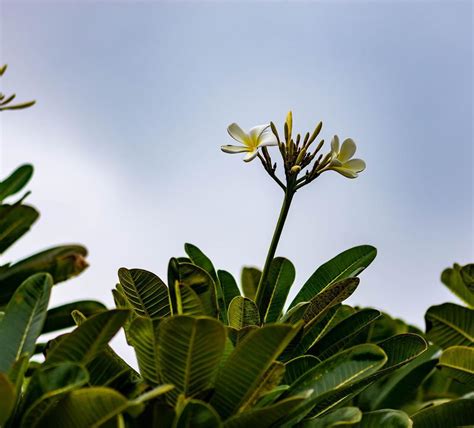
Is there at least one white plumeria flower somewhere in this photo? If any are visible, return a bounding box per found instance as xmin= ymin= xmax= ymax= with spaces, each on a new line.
xmin=221 ymin=123 xmax=278 ymax=162
xmin=321 ymin=135 xmax=366 ymax=178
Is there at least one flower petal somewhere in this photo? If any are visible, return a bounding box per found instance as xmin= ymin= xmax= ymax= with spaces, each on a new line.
xmin=330 ymin=135 xmax=340 ymax=155
xmin=221 ymin=145 xmax=250 ymax=154
xmin=257 ymin=129 xmax=278 ymax=147
xmin=338 ymin=138 xmax=356 ymax=162
xmin=249 ymin=124 xmax=270 ymax=142
xmin=227 ymin=123 xmax=249 ymax=145
xmin=331 ymin=166 xmax=359 ymax=178
xmin=243 ymin=149 xmax=259 ymax=162
xmin=343 ymin=158 xmax=366 ymax=172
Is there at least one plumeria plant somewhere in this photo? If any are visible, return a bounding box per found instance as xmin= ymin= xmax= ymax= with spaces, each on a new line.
xmin=222 ymin=112 xmax=366 ymax=317
xmin=0 ymin=68 xmax=472 ymax=427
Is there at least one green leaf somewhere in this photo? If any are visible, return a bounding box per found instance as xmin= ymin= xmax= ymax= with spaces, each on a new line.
xmin=279 ymin=344 xmax=388 ymax=426
xmin=0 ymin=245 xmax=88 ymax=305
xmin=0 ymin=273 xmax=52 ymax=373
xmin=441 ymin=263 xmax=474 ymax=307
xmin=438 ymin=346 xmax=474 ymax=387
xmin=241 ymin=267 xmax=261 ymax=300
xmin=0 ymin=204 xmax=39 ymax=255
xmin=0 ymin=164 xmax=33 ymax=202
xmin=283 ymin=355 xmax=320 ymax=386
xmin=0 ymin=372 xmax=16 ymax=426
xmin=41 ymin=301 xmax=106 ymax=334
xmin=411 ymin=399 xmax=474 ymax=427
xmin=211 ymin=323 xmax=300 ymax=419
xmin=128 ymin=316 xmax=161 ymax=386
xmin=291 ymin=278 xmax=359 ymax=356
xmin=357 ymin=352 xmax=438 ymax=411
xmin=262 ymin=257 xmax=295 ymax=323
xmin=36 ymin=386 xmax=130 ymax=428
xmin=185 ymin=243 xmax=227 ymax=323
xmin=425 ymin=303 xmax=474 ymax=349
xmin=217 ymin=270 xmax=241 ymax=312
xmin=307 ymin=334 xmax=428 ymax=418
xmin=299 ymin=407 xmax=362 ymax=428
xmin=168 ymin=260 xmax=218 ymax=318
xmin=228 ymin=296 xmax=260 ymax=329
xmin=44 ymin=309 xmax=129 ymax=366
xmin=302 ymin=278 xmax=360 ymax=327
xmin=309 ymin=309 xmax=381 ymax=359
xmin=223 ymin=396 xmax=308 ymax=428
xmin=157 ymin=315 xmax=226 ymax=403
xmin=118 ymin=268 xmax=171 ymax=319
xmin=353 ymin=410 xmax=412 ymax=427
xmin=461 ymin=264 xmax=474 ymax=292
xmin=19 ymin=362 xmax=89 ymax=427
xmin=175 ymin=399 xmax=222 ymax=428
xmin=289 ymin=245 xmax=376 ymax=310
xmin=176 ymin=283 xmax=206 ymax=316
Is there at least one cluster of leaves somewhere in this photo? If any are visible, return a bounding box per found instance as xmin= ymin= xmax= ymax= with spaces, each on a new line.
xmin=1 ymin=225 xmax=472 ymax=426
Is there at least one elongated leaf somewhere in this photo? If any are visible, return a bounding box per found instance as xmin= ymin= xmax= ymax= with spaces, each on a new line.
xmin=37 ymin=386 xmax=129 ymax=428
xmin=290 ymin=245 xmax=376 ymax=309
xmin=211 ymin=323 xmax=300 ymax=419
xmin=19 ymin=362 xmax=89 ymax=427
xmin=0 ymin=372 xmax=15 ymax=426
xmin=441 ymin=263 xmax=474 ymax=307
xmin=168 ymin=260 xmax=218 ymax=318
xmin=224 ymin=396 xmax=307 ymax=428
xmin=118 ymin=268 xmax=170 ymax=319
xmin=41 ymin=301 xmax=106 ymax=334
xmin=309 ymin=309 xmax=381 ymax=359
xmin=262 ymin=257 xmax=295 ymax=323
xmin=425 ymin=303 xmax=474 ymax=349
xmin=0 ymin=273 xmax=52 ymax=373
xmin=283 ymin=355 xmax=320 ymax=386
xmin=300 ymin=407 xmax=362 ymax=428
xmin=0 ymin=164 xmax=33 ymax=202
xmin=45 ymin=309 xmax=129 ymax=366
xmin=0 ymin=204 xmax=38 ymax=255
xmin=308 ymin=334 xmax=428 ymax=418
xmin=353 ymin=409 xmax=412 ymax=427
xmin=241 ymin=267 xmax=261 ymax=300
xmin=228 ymin=296 xmax=260 ymax=329
xmin=239 ymin=362 xmax=285 ymax=412
xmin=176 ymin=283 xmax=206 ymax=316
xmin=185 ymin=244 xmax=226 ymax=323
xmin=128 ymin=316 xmax=161 ymax=385
xmin=279 ymin=344 xmax=387 ymax=426
xmin=358 ymin=356 xmax=437 ymax=411
xmin=411 ymin=398 xmax=474 ymax=427
xmin=438 ymin=346 xmax=474 ymax=387
xmin=0 ymin=245 xmax=88 ymax=305
xmin=158 ymin=315 xmax=226 ymax=403
xmin=217 ymin=270 xmax=241 ymax=311
xmin=70 ymin=311 xmax=143 ymax=396
xmin=175 ymin=399 xmax=222 ymax=428
xmin=302 ymin=278 xmax=359 ymax=328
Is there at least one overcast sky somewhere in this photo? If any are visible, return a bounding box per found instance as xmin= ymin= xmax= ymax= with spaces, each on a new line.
xmin=1 ymin=0 xmax=472 ymax=365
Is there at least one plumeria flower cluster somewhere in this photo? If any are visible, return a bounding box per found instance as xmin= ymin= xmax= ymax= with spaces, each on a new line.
xmin=221 ymin=111 xmax=366 ymax=192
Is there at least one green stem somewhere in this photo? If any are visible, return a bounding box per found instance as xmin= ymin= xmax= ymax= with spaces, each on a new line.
xmin=255 ymin=188 xmax=295 ymax=314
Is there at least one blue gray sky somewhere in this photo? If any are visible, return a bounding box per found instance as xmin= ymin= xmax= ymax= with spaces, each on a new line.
xmin=1 ymin=0 xmax=472 ymax=364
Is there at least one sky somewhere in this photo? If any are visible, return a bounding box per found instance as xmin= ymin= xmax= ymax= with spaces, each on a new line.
xmin=0 ymin=0 xmax=472 ymax=366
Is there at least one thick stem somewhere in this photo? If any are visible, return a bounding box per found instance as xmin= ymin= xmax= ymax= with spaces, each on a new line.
xmin=255 ymin=188 xmax=295 ymax=314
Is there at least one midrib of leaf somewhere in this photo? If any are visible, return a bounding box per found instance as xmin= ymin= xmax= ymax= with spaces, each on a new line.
xmin=184 ymin=323 xmax=198 ymax=394
xmin=264 ymin=265 xmax=285 ymax=321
